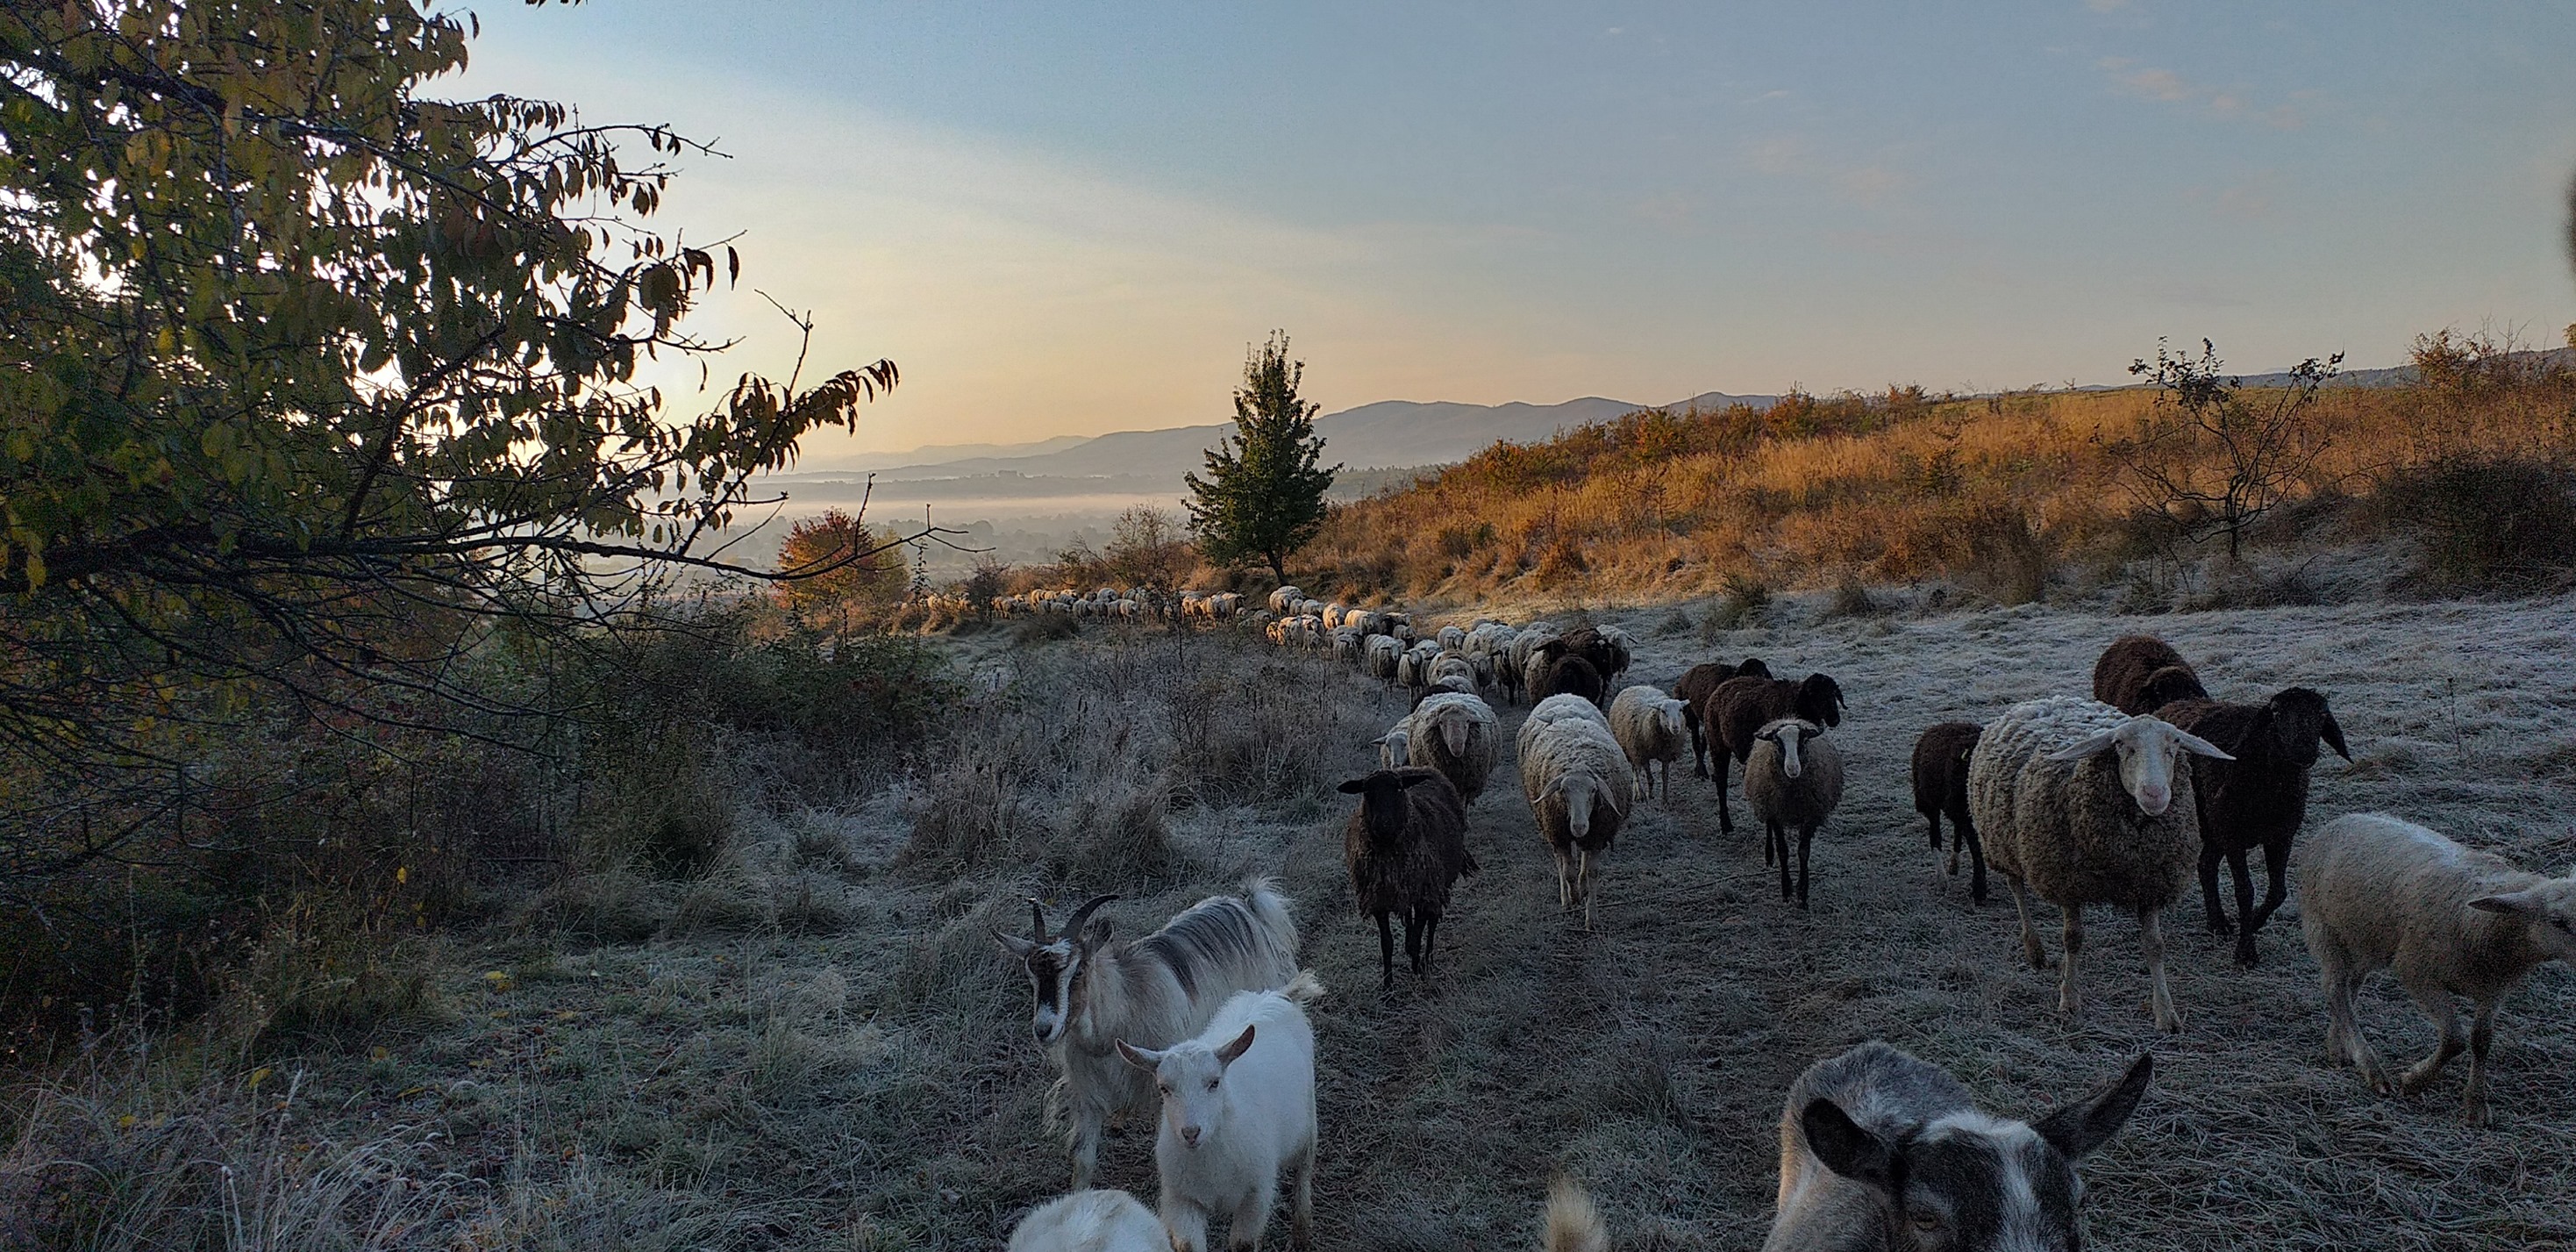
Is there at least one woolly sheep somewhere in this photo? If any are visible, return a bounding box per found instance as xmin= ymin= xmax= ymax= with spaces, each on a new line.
xmin=1117 ymin=974 xmax=1324 ymax=1252
xmin=1910 ymin=721 xmax=1987 ymax=904
xmin=1428 ymin=650 xmax=1478 ymax=694
xmin=1374 ymin=713 xmax=1415 ymax=770
xmin=2090 ymin=634 xmax=2209 ymax=715
xmin=997 ymin=884 xmax=1301 ymax=1188
xmin=1744 ymin=718 xmax=1846 ymax=908
xmin=1561 ymin=625 xmax=1634 ymax=684
xmin=1967 ymin=697 xmax=2232 ymax=1032
xmin=1339 ymin=768 xmax=1478 ymax=988
xmin=1409 ymin=691 xmax=1501 ymax=805
xmin=1673 ymin=657 xmax=1771 ymax=779
xmin=2159 ymin=689 xmax=2351 ymax=966
xmin=1521 ymin=715 xmax=1633 ymax=931
xmin=1764 ymin=1041 xmax=2153 ymax=1252
xmin=1364 ymin=633 xmax=1402 ymax=684
xmin=1531 ymin=647 xmax=1604 ymax=707
xmin=1437 ymin=625 xmax=1467 ymax=651
xmin=1008 ymin=1190 xmax=1165 ymax=1252
xmin=1518 ymin=692 xmax=1610 ymax=762
xmin=1707 ymin=672 xmax=1846 ymax=837
xmin=1608 ymin=684 xmax=1691 ymax=802
xmin=2295 ymin=812 xmax=2576 ymax=1126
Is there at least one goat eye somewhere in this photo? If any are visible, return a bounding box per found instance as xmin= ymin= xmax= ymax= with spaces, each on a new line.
xmin=1206 ymin=1078 xmax=1221 ymax=1091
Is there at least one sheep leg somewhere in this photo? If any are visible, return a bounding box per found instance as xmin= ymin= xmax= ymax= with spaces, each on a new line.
xmin=2005 ymin=875 xmax=2051 ymax=969
xmin=1770 ymin=819 xmax=1791 ymax=898
xmin=2141 ymin=905 xmax=2182 ymax=1033
xmin=1163 ymin=1194 xmax=1210 ymax=1252
xmin=1928 ymin=811 xmax=1945 ymax=853
xmin=2463 ymin=999 xmax=2499 ymax=1127
xmin=1963 ymin=822 xmax=1987 ymax=905
xmin=2199 ymin=843 xmax=2234 ymax=936
xmin=2396 ymin=973 xmax=2466 ymax=1097
xmin=1402 ymin=912 xmax=1424 ymax=976
xmin=1688 ymin=713 xmax=1709 ymax=777
xmin=1578 ymin=848 xmax=1597 ymax=933
xmin=1420 ymin=912 xmax=1441 ymax=976
xmin=1229 ymin=1173 xmax=1279 ymax=1250
xmin=2249 ymin=839 xmax=2293 ymax=934
xmin=2317 ymin=943 xmax=2394 ymax=1093
xmin=2227 ymin=850 xmax=2260 ymax=967
xmin=1716 ymin=752 xmax=1735 ymax=834
xmin=1552 ymin=846 xmax=1573 ymax=912
xmin=2057 ymin=903 xmax=2086 ymax=1017
xmin=1795 ymin=823 xmax=1815 ymax=909
xmin=1375 ymin=912 xmax=1396 ymax=991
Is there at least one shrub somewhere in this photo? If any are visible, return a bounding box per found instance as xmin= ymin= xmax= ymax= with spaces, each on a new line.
xmin=2378 ymin=455 xmax=2576 ymax=593
xmin=1702 ymin=573 xmax=1772 ymax=637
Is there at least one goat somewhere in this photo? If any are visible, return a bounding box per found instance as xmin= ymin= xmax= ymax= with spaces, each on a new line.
xmin=996 ymin=884 xmax=1299 ymax=1188
xmin=1118 ymin=973 xmax=1325 ymax=1252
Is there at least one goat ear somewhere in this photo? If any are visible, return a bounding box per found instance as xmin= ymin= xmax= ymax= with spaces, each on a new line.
xmin=993 ymin=931 xmax=1037 ymax=958
xmin=1337 ymin=778 xmax=1370 ymax=794
xmin=2469 ymin=890 xmax=2543 ymax=919
xmin=1801 ymin=1098 xmax=1895 ymax=1188
xmin=2169 ymin=727 xmax=2234 ymax=761
xmin=2320 ymin=712 xmax=2351 ymax=761
xmin=1115 ymin=1040 xmax=1160 ymax=1072
xmin=2044 ymin=729 xmax=2119 ymax=762
xmin=2036 ymin=1052 xmax=2154 ymax=1161
xmin=1213 ymin=1024 xmax=1257 ymax=1066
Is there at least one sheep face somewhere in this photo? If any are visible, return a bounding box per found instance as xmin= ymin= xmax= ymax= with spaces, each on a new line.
xmin=2469 ymin=881 xmax=2576 ymax=964
xmin=1758 ymin=719 xmax=1820 ymax=780
xmin=1538 ymin=770 xmax=1618 ymax=842
xmin=1654 ymin=698 xmax=1688 ymax=742
xmin=1795 ymin=673 xmax=1846 ymax=727
xmin=994 ymin=895 xmax=1117 ymax=1048
xmin=1339 ymin=770 xmax=1438 ymax=846
xmin=1117 ymin=1024 xmax=1256 ymax=1150
xmin=2043 ymin=716 xmax=2231 ymax=817
xmin=1800 ymin=1054 xmax=2152 ymax=1252
xmin=2266 ymin=687 xmax=2351 ymax=765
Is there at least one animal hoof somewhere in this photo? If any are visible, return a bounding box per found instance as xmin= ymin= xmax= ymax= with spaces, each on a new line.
xmin=2234 ymin=946 xmax=2259 ymax=969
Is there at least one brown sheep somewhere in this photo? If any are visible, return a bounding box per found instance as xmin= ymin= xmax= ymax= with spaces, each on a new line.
xmin=1673 ymin=657 xmax=1771 ymax=779
xmin=2158 ymin=688 xmax=2351 ymax=967
xmin=1531 ymin=647 xmax=1605 ymax=707
xmin=2091 ymin=635 xmax=2210 ymax=714
xmin=1910 ymin=720 xmax=1987 ymax=903
xmin=1706 ymin=672 xmax=1846 ymax=836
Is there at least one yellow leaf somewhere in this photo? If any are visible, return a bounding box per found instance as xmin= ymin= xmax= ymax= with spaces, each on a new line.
xmin=394 ymin=865 xmax=408 ymax=884
xmin=117 ymin=1113 xmax=137 ymax=1129
xmin=247 ymin=1066 xmax=272 ymax=1091
xmin=369 ymin=1046 xmax=389 ymax=1062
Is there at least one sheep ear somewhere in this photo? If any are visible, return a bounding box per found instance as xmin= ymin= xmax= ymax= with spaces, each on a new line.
xmin=2320 ymin=712 xmax=2351 ymax=761
xmin=1535 ymin=777 xmax=1566 ymax=805
xmin=1213 ymin=1024 xmax=1257 ymax=1066
xmin=1115 ymin=1040 xmax=1161 ymax=1071
xmin=2469 ymin=891 xmax=2543 ymax=919
xmin=994 ymin=931 xmax=1037 ymax=958
xmin=2035 ymin=1052 xmax=2154 ymax=1161
xmin=1337 ymin=778 xmax=1370 ymax=795
xmin=2044 ymin=729 xmax=2118 ymax=762
xmin=2170 ymin=727 xmax=2234 ymax=761
xmin=1802 ymin=1098 xmax=1894 ymax=1189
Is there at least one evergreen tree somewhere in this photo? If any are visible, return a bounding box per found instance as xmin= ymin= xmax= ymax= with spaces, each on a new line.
xmin=1185 ymin=333 xmax=1340 ymax=584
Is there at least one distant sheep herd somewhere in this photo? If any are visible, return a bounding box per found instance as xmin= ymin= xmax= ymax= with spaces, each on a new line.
xmin=992 ymin=597 xmax=2576 ymax=1251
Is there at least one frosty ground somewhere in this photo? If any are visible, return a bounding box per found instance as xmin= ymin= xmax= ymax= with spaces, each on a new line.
xmin=50 ymin=588 xmax=2576 ymax=1251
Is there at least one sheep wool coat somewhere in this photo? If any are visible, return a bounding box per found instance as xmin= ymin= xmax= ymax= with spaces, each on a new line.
xmin=1969 ymin=697 xmax=2201 ymax=912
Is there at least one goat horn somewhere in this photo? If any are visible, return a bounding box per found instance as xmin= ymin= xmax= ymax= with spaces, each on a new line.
xmin=1025 ymin=898 xmax=1051 ymax=942
xmin=1064 ymin=893 xmax=1120 ymax=936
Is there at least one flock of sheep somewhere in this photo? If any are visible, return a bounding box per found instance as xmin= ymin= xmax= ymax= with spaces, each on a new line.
xmin=988 ymin=601 xmax=2576 ymax=1251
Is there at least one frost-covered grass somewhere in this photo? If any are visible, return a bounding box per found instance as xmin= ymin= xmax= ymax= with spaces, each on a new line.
xmin=8 ymin=596 xmax=2573 ymax=1250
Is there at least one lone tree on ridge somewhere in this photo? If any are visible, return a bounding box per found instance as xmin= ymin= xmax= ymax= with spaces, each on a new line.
xmin=1185 ymin=332 xmax=1341 ymax=585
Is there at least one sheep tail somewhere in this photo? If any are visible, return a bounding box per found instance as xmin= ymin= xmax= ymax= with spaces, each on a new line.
xmin=1545 ymin=1177 xmax=1609 ymax=1252
xmin=1280 ymin=969 xmax=1327 ymax=1005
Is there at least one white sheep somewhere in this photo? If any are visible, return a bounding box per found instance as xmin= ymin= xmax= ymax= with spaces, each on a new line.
xmin=1363 ymin=634 xmax=1402 ymax=685
xmin=1966 ymin=697 xmax=2232 ymax=1033
xmin=1374 ymin=712 xmax=1416 ymax=770
xmin=1521 ymin=714 xmax=1633 ymax=931
xmin=1409 ymin=691 xmax=1500 ymax=805
xmin=1744 ymin=718 xmax=1846 ymax=909
xmin=1117 ymin=972 xmax=1324 ymax=1252
xmin=1267 ymin=586 xmax=1303 ymax=616
xmin=1607 ymin=685 xmax=1691 ymax=802
xmin=1437 ymin=625 xmax=1467 ymax=651
xmin=2295 ymin=812 xmax=2576 ymax=1126
xmin=1008 ymin=1190 xmax=1166 ymax=1252
xmin=1428 ymin=650 xmax=1477 ymax=694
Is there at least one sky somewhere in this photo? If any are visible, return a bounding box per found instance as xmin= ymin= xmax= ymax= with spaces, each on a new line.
xmin=451 ymin=2 xmax=2576 ymax=464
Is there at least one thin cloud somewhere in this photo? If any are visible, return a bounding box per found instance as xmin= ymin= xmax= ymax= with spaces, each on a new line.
xmin=2098 ymin=58 xmax=2308 ymax=129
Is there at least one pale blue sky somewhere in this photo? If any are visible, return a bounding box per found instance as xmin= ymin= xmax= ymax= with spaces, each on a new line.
xmin=454 ymin=2 xmax=2576 ymax=462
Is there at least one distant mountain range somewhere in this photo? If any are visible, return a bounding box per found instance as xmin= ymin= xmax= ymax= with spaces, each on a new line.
xmin=779 ymin=390 xmax=1779 ymax=488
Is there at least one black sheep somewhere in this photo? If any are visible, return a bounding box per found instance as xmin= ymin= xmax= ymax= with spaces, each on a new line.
xmin=2157 ymin=689 xmax=2351 ymax=966
xmin=1909 ymin=721 xmax=1987 ymax=903
xmin=1673 ymin=657 xmax=1771 ymax=779
xmin=1339 ymin=768 xmax=1477 ymax=990
xmin=2091 ymin=635 xmax=2209 ymax=715
xmin=1531 ymin=647 xmax=1605 ymax=707
xmin=1705 ymin=672 xmax=1846 ymax=836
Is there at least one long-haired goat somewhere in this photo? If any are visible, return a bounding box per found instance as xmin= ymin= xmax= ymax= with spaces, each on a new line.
xmin=995 ymin=884 xmax=1300 ymax=1189
xmin=1707 ymin=671 xmax=1846 ymax=836
xmin=1007 ymin=1190 xmax=1165 ymax=1252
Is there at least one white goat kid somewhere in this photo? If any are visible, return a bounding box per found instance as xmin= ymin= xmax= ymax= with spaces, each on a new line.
xmin=1117 ymin=975 xmax=1324 ymax=1252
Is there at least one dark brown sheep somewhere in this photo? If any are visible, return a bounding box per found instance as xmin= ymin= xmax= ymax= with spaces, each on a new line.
xmin=1909 ymin=721 xmax=1987 ymax=903
xmin=1339 ymin=768 xmax=1477 ymax=990
xmin=1673 ymin=657 xmax=1771 ymax=779
xmin=1561 ymin=626 xmax=1632 ymax=684
xmin=2091 ymin=635 xmax=2209 ymax=714
xmin=2157 ymin=689 xmax=2351 ymax=966
xmin=1706 ymin=672 xmax=1846 ymax=836
xmin=1532 ymin=648 xmax=1605 ymax=707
